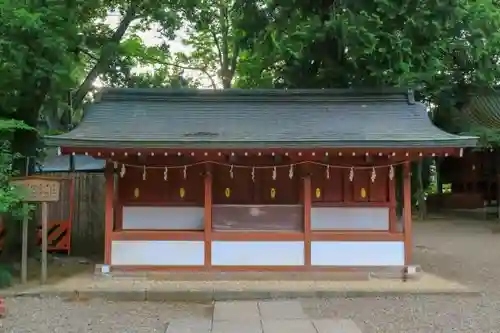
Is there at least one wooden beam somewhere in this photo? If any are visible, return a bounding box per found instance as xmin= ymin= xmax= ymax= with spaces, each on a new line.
xmin=310 ymin=231 xmax=404 ymax=241
xmin=104 ymin=162 xmax=114 ymax=265
xmin=61 ymin=147 xmax=461 ymax=160
xmin=212 ymin=232 xmax=304 ymax=241
xmin=403 ymin=161 xmax=412 ymax=265
xmin=111 ymin=230 xmax=204 ymax=241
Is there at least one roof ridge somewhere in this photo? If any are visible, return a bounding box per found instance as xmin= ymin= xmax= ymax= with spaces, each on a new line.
xmin=95 ymin=87 xmax=417 ymax=104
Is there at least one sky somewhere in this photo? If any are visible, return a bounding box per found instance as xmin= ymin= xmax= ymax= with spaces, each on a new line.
xmin=99 ymin=15 xmax=207 ymax=87
xmin=105 ymin=14 xmax=190 ymax=53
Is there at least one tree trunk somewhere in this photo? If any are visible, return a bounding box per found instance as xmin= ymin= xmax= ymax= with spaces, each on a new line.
xmin=218 ymin=3 xmax=236 ymax=89
xmin=65 ymin=4 xmax=138 ymax=117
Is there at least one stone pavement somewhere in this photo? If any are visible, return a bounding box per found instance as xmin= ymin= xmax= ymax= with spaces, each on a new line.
xmin=166 ymin=300 xmax=362 ymax=333
xmin=3 ymin=271 xmax=477 ymax=301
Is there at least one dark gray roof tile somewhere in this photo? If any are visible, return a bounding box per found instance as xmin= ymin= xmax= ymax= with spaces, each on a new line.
xmin=45 ymin=88 xmax=477 ymax=149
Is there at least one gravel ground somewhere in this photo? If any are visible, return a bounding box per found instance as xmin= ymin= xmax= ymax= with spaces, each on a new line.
xmin=302 ymin=219 xmax=500 ymax=332
xmin=1 ymin=218 xmax=500 ymax=333
xmin=1 ymin=300 xmax=214 ymax=333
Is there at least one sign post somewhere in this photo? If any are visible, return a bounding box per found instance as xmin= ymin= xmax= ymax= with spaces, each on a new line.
xmin=21 ymin=206 xmax=28 ymax=284
xmin=11 ymin=177 xmax=60 ymax=284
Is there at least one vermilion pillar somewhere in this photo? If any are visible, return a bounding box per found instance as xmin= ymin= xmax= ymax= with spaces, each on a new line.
xmin=403 ymin=161 xmax=412 ymax=265
xmin=204 ymin=168 xmax=213 ymax=268
xmin=303 ymin=175 xmax=312 ymax=266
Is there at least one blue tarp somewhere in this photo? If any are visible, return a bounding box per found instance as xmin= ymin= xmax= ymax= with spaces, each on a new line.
xmin=37 ymin=155 xmax=105 ymax=173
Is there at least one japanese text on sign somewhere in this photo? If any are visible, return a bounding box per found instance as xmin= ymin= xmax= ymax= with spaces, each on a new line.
xmin=11 ymin=178 xmax=60 ymax=202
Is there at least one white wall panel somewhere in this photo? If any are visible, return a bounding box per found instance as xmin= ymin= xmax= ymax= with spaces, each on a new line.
xmin=311 ymin=241 xmax=404 ymax=266
xmin=212 ymin=241 xmax=304 ymax=266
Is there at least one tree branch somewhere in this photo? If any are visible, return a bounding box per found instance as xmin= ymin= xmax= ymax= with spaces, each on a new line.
xmin=77 ymin=46 xmax=99 ymax=61
xmin=210 ymin=30 xmax=224 ymax=68
xmin=70 ymin=3 xmax=139 ymax=111
xmin=142 ymin=56 xmax=218 ymax=89
xmin=219 ymin=3 xmax=231 ymax=88
xmin=228 ymin=42 xmax=240 ymax=80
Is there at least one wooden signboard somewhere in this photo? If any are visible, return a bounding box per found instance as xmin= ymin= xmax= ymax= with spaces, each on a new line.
xmin=11 ymin=177 xmax=60 ymax=202
xmin=11 ymin=177 xmax=61 ymax=284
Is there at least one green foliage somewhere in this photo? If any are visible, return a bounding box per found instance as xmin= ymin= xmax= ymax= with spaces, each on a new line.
xmin=0 ymin=119 xmax=34 ymax=218
xmin=235 ymin=0 xmax=500 ymax=94
xmin=100 ymin=36 xmax=197 ymax=88
xmin=0 ymin=0 xmax=82 ymax=113
xmin=0 ymin=143 xmax=22 ymax=214
xmin=466 ymin=126 xmax=500 ymax=149
xmin=177 ymin=0 xmax=268 ymax=88
xmin=0 ymin=265 xmax=13 ymax=289
xmin=0 ymin=0 xmax=193 ymax=133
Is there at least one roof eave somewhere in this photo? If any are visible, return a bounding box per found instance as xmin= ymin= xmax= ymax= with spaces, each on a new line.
xmin=44 ymin=136 xmax=478 ymax=150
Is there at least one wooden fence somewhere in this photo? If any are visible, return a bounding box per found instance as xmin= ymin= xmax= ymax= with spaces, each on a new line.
xmin=43 ymin=172 xmax=105 ymax=257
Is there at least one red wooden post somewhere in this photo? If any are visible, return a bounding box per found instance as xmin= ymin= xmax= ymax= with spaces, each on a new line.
xmin=403 ymin=161 xmax=412 ymax=265
xmin=303 ymin=175 xmax=312 ymax=267
xmin=204 ymin=166 xmax=213 ymax=268
xmin=0 ymin=297 xmax=6 ymax=317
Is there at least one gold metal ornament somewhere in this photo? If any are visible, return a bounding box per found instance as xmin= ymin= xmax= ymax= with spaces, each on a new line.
xmin=360 ymin=188 xmax=367 ymax=199
xmin=179 ymin=187 xmax=186 ymax=198
xmin=133 ymin=188 xmax=140 ymax=198
xmin=315 ymin=188 xmax=321 ymax=199
xmin=270 ymin=187 xmax=276 ymax=199
xmin=225 ymin=187 xmax=231 ymax=198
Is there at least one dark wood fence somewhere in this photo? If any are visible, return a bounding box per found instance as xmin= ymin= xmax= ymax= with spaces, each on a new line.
xmin=43 ymin=172 xmax=105 ymax=257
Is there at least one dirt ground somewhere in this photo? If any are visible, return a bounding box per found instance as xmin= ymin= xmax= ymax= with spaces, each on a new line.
xmin=7 ymin=255 xmax=94 ymax=290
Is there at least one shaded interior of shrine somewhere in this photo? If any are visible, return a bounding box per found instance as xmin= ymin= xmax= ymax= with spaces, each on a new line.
xmin=115 ymin=154 xmax=396 ymax=235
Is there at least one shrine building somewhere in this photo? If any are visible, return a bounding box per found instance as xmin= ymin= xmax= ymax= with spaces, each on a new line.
xmin=45 ymin=88 xmax=477 ymax=271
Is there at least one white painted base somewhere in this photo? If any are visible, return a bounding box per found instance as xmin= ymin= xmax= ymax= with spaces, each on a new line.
xmin=311 ymin=241 xmax=405 ymax=266
xmin=110 ymin=240 xmax=405 ymax=267
xmin=212 ymin=241 xmax=304 ymax=266
xmin=111 ymin=240 xmax=205 ymax=266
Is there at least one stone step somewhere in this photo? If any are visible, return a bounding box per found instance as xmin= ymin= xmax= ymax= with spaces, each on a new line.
xmin=98 ymin=270 xmax=371 ymax=281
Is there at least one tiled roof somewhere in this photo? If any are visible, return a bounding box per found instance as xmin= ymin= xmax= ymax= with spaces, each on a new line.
xmin=462 ymin=93 xmax=500 ymax=129
xmin=36 ymin=155 xmax=105 ymax=172
xmin=45 ymin=88 xmax=477 ymax=149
